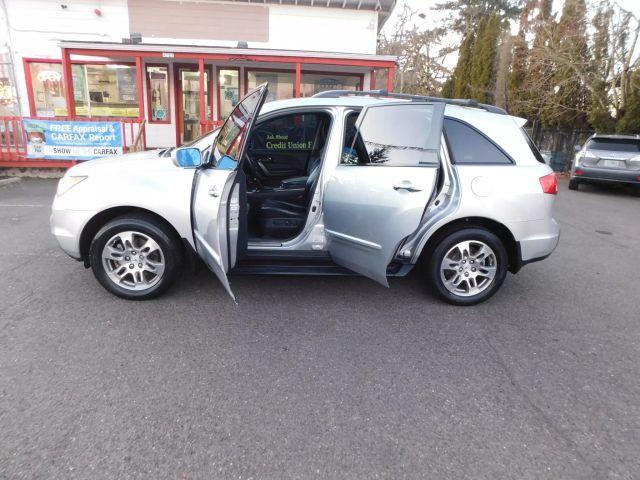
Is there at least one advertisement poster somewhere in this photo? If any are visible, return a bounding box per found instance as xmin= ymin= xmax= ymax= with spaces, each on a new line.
xmin=23 ymin=119 xmax=123 ymax=160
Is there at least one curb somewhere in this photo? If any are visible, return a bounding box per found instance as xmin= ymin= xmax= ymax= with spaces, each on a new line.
xmin=0 ymin=177 xmax=21 ymax=188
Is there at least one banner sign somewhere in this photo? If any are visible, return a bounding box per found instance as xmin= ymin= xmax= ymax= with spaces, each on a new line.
xmin=23 ymin=119 xmax=123 ymax=160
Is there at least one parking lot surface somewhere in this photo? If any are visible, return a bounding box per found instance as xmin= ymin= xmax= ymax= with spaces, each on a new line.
xmin=1 ymin=178 xmax=639 ymax=479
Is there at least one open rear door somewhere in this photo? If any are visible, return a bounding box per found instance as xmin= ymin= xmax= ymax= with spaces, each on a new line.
xmin=191 ymin=84 xmax=268 ymax=301
xmin=323 ymin=102 xmax=445 ymax=286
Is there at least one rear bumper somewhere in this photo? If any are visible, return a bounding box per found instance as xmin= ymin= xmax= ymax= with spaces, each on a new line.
xmin=572 ymin=166 xmax=640 ymax=184
xmin=508 ymin=217 xmax=560 ymax=273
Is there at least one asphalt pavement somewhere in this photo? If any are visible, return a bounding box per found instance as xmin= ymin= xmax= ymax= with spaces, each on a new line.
xmin=1 ymin=178 xmax=639 ymax=479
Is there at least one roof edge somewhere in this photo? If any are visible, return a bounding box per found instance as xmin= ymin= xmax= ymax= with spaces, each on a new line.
xmin=58 ymin=41 xmax=397 ymax=64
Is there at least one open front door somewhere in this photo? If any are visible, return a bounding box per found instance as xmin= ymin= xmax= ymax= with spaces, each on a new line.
xmin=191 ymin=84 xmax=268 ymax=301
xmin=323 ymin=102 xmax=445 ymax=287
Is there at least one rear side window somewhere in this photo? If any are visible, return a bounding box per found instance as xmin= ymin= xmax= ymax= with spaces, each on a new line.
xmin=586 ymin=138 xmax=640 ymax=152
xmin=443 ymin=118 xmax=513 ymax=165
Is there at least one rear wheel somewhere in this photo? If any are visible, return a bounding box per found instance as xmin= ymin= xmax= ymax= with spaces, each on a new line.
xmin=427 ymin=228 xmax=508 ymax=306
xmin=568 ymin=178 xmax=580 ymax=190
xmin=89 ymin=215 xmax=182 ymax=300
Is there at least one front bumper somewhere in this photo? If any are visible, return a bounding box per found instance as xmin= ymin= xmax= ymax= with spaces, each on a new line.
xmin=572 ymin=165 xmax=640 ymax=184
xmin=50 ymin=205 xmax=97 ymax=260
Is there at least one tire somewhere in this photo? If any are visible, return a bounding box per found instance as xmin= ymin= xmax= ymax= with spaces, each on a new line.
xmin=89 ymin=214 xmax=182 ymax=300
xmin=427 ymin=227 xmax=508 ymax=306
xmin=568 ymin=178 xmax=580 ymax=190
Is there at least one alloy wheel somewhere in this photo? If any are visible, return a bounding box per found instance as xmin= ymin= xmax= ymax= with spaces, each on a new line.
xmin=101 ymin=230 xmax=165 ymax=291
xmin=440 ymin=240 xmax=497 ymax=297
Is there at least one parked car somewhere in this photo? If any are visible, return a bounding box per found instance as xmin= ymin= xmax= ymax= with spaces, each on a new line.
xmin=50 ymin=85 xmax=559 ymax=306
xmin=570 ymin=134 xmax=640 ymax=190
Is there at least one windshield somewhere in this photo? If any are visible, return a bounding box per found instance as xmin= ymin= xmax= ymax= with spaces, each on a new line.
xmin=211 ymin=85 xmax=266 ymax=169
xmin=586 ymin=138 xmax=640 ymax=152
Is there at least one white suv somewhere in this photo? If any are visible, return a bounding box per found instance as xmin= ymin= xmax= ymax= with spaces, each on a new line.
xmin=51 ymin=86 xmax=559 ymax=305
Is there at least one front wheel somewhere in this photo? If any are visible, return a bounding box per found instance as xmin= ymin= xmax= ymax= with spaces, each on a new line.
xmin=89 ymin=215 xmax=182 ymax=300
xmin=427 ymin=228 xmax=508 ymax=306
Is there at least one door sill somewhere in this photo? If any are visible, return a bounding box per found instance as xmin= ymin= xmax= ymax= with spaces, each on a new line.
xmin=233 ymin=252 xmax=352 ymax=276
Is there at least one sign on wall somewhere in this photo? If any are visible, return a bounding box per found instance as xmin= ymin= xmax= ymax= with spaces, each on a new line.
xmin=23 ymin=119 xmax=123 ymax=160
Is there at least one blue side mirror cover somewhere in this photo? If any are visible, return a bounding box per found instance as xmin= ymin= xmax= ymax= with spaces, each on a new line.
xmin=176 ymin=147 xmax=202 ymax=168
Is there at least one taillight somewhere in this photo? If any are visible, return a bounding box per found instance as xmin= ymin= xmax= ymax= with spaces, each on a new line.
xmin=574 ymin=169 xmax=584 ymax=176
xmin=539 ymin=173 xmax=558 ymax=195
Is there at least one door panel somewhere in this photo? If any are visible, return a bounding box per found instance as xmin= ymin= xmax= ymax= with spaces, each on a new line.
xmin=192 ymin=168 xmax=237 ymax=300
xmin=324 ymin=166 xmax=438 ymax=286
xmin=191 ymin=84 xmax=268 ymax=300
xmin=323 ymin=102 xmax=445 ymax=286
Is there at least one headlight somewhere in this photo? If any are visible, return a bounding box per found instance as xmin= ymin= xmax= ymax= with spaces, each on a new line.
xmin=56 ymin=175 xmax=87 ymax=196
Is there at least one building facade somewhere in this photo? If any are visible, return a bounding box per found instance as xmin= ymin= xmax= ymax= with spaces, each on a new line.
xmin=0 ymin=0 xmax=397 ymax=160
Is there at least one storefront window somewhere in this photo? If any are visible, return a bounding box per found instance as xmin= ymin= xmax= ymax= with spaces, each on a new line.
xmin=78 ymin=64 xmax=139 ymax=118
xmin=218 ymin=69 xmax=239 ymax=120
xmin=28 ymin=62 xmax=67 ymax=117
xmin=0 ymin=52 xmax=19 ymax=116
xmin=29 ymin=61 xmax=140 ymax=118
xmin=146 ymin=66 xmax=169 ymax=122
xmin=246 ymin=70 xmax=294 ymax=102
xmin=301 ymin=73 xmax=361 ymax=97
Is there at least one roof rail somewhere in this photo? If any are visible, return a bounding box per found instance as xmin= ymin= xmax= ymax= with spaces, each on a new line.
xmin=312 ymin=89 xmax=508 ymax=115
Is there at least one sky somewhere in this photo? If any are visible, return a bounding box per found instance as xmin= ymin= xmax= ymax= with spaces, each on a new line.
xmin=383 ymin=0 xmax=640 ymax=35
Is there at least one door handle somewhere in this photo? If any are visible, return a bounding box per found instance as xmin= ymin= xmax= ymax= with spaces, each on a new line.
xmin=208 ymin=186 xmax=219 ymax=197
xmin=393 ymin=182 xmax=423 ymax=192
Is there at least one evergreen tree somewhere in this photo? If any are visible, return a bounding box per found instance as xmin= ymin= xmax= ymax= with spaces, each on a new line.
xmin=542 ymin=0 xmax=590 ymax=129
xmin=507 ymin=1 xmax=534 ymax=117
xmin=469 ymin=13 xmax=503 ymax=103
xmin=437 ymin=0 xmax=521 ymax=100
xmin=528 ymin=0 xmax=555 ymax=123
xmin=617 ymin=71 xmax=640 ymax=133
xmin=450 ymin=30 xmax=476 ymax=98
xmin=435 ymin=0 xmax=522 ymax=34
xmin=588 ymin=3 xmax=615 ymax=132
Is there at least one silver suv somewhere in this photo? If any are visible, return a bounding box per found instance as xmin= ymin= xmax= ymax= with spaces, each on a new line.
xmin=570 ymin=134 xmax=640 ymax=190
xmin=50 ymin=85 xmax=559 ymax=306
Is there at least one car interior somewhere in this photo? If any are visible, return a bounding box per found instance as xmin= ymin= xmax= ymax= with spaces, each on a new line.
xmin=241 ymin=110 xmax=333 ymax=241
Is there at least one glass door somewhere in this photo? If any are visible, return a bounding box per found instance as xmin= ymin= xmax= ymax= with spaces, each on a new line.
xmin=176 ymin=66 xmax=211 ymax=144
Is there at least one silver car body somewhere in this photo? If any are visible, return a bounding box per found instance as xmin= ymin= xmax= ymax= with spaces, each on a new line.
xmin=571 ymin=134 xmax=640 ymax=185
xmin=51 ymin=93 xmax=559 ymax=300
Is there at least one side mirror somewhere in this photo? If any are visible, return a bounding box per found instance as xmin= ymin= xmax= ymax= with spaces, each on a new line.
xmin=175 ymin=147 xmax=202 ymax=168
xmin=574 ymin=144 xmax=582 ymax=152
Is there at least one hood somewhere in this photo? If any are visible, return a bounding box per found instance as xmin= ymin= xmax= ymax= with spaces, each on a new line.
xmin=67 ymin=149 xmax=177 ymax=176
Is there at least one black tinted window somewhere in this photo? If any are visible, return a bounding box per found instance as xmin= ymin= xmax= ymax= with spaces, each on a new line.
xmin=250 ymin=113 xmax=322 ymax=151
xmin=444 ymin=118 xmax=512 ymax=165
xmin=586 ymin=138 xmax=640 ymax=152
xmin=342 ymin=104 xmax=442 ymax=166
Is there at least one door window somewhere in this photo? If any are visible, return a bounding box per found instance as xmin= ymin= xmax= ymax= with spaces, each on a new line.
xmin=249 ymin=113 xmax=323 ymax=152
xmin=212 ymin=86 xmax=266 ymax=170
xmin=342 ymin=104 xmax=443 ymax=166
